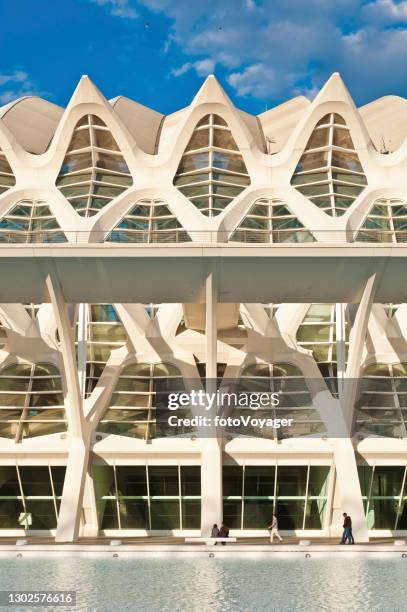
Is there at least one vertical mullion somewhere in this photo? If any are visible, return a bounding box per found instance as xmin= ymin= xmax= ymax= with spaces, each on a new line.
xmin=16 ymin=464 xmax=27 ymax=530
xmin=366 ymin=464 xmax=375 ymax=527
xmin=16 ymin=365 xmax=34 ymax=443
xmin=274 ymin=461 xmax=278 ymax=515
xmin=146 ymin=463 xmax=151 ymax=530
xmin=113 ymin=463 xmax=121 ymax=530
xmin=241 ymin=463 xmax=245 ymax=530
xmin=178 ymin=464 xmax=182 ymax=530
xmin=303 ymin=464 xmax=310 ymax=530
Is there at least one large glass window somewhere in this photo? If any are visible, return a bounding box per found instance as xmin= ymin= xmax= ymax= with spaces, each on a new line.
xmin=0 ymin=200 xmax=66 ymax=243
xmin=358 ymin=465 xmax=407 ymax=529
xmin=105 ymin=199 xmax=191 ymax=243
xmin=229 ymin=362 xmax=325 ymax=439
xmin=0 ymin=465 xmax=66 ymax=530
xmin=223 ymin=465 xmax=330 ymax=529
xmin=229 ymin=198 xmax=314 ymax=244
xmin=75 ymin=304 xmax=128 ymax=398
xmin=94 ymin=464 xmax=201 ymax=530
xmin=173 ymin=114 xmax=250 ymax=217
xmin=98 ymin=362 xmax=189 ymax=440
xmin=56 ymin=115 xmax=133 ymax=217
xmin=0 ymin=363 xmax=67 ymax=441
xmin=356 ymin=199 xmax=407 ymax=243
xmin=355 ymin=363 xmax=407 ymax=438
xmin=296 ymin=303 xmax=350 ymax=390
xmin=291 ymin=113 xmax=367 ymax=217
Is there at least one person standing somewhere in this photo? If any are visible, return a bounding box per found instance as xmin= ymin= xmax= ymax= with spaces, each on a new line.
xmin=340 ymin=512 xmax=355 ymax=544
xmin=219 ymin=522 xmax=229 ymax=545
xmin=268 ymin=514 xmax=283 ymax=543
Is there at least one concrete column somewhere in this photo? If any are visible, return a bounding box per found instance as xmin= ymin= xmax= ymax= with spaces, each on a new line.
xmin=200 ymin=269 xmax=223 ymax=535
xmin=46 ymin=273 xmax=90 ymax=542
xmin=332 ymin=438 xmax=369 ymax=542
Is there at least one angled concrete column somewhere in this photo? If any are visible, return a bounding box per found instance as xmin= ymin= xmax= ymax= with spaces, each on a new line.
xmin=331 ymin=439 xmax=369 ymax=542
xmin=343 ymin=272 xmax=378 ymax=429
xmin=46 ymin=273 xmax=90 ymax=542
xmin=200 ymin=269 xmax=223 ymax=535
xmin=331 ymin=273 xmax=379 ymax=544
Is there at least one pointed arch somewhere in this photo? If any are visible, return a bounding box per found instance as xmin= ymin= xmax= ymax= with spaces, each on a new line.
xmin=0 ymin=200 xmax=66 ymax=243
xmin=105 ymin=198 xmax=191 ymax=243
xmin=229 ymin=198 xmax=315 ymax=243
xmin=173 ymin=113 xmax=250 ymax=217
xmin=291 ymin=113 xmax=367 ymax=217
xmin=56 ymin=114 xmax=133 ymax=217
xmin=355 ymin=198 xmax=407 ymax=243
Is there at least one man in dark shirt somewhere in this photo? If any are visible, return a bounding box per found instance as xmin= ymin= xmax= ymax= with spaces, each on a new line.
xmin=219 ymin=522 xmax=229 ymax=545
xmin=340 ymin=512 xmax=355 ymax=544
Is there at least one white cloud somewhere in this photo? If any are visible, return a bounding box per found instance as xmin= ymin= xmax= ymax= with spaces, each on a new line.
xmin=108 ymin=0 xmax=407 ymax=103
xmin=362 ymin=0 xmax=407 ymax=23
xmin=172 ymin=58 xmax=216 ymax=78
xmin=0 ymin=71 xmax=41 ymax=106
xmin=92 ymin=0 xmax=138 ymax=19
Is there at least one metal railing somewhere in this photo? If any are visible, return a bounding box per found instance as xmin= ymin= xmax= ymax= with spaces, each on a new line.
xmin=0 ymin=230 xmax=405 ymax=245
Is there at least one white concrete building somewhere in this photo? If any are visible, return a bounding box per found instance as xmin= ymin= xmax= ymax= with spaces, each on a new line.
xmin=0 ymin=72 xmax=406 ymax=541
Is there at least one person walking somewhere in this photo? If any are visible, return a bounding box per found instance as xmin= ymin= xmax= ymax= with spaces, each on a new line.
xmin=268 ymin=514 xmax=283 ymax=543
xmin=340 ymin=512 xmax=355 ymax=544
xmin=219 ymin=522 xmax=229 ymax=545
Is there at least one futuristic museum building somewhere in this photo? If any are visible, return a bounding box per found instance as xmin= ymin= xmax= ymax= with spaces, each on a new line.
xmin=0 ymin=72 xmax=406 ymax=541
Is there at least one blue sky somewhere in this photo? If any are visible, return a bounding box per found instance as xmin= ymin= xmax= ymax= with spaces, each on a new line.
xmin=1 ymin=0 xmax=407 ymax=115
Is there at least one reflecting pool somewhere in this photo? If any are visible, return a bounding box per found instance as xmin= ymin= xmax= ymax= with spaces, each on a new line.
xmin=0 ymin=556 xmax=405 ymax=611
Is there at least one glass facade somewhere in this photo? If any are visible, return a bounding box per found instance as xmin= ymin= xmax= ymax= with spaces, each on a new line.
xmin=355 ymin=363 xmax=407 ymax=438
xmin=230 ymin=198 xmax=314 ymax=243
xmin=173 ymin=114 xmax=250 ymax=217
xmin=56 ymin=114 xmax=133 ymax=217
xmin=296 ymin=303 xmax=350 ymax=389
xmin=94 ymin=464 xmax=201 ymax=530
xmin=105 ymin=198 xmax=191 ymax=243
xmin=356 ymin=198 xmax=407 ymax=243
xmin=0 ymin=363 xmax=67 ymax=441
xmin=0 ymin=200 xmax=66 ymax=243
xmin=229 ymin=362 xmax=325 ymax=439
xmin=0 ymin=148 xmax=16 ymax=196
xmin=75 ymin=304 xmax=128 ymax=398
xmin=0 ymin=465 xmax=66 ymax=530
xmin=98 ymin=362 xmax=188 ymax=440
xmin=291 ymin=113 xmax=367 ymax=216
xmin=223 ymin=465 xmax=330 ymax=529
xmin=358 ymin=465 xmax=407 ymax=529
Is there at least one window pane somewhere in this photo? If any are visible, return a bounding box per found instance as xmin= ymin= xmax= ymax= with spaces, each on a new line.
xmin=150 ymin=500 xmax=180 ymax=529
